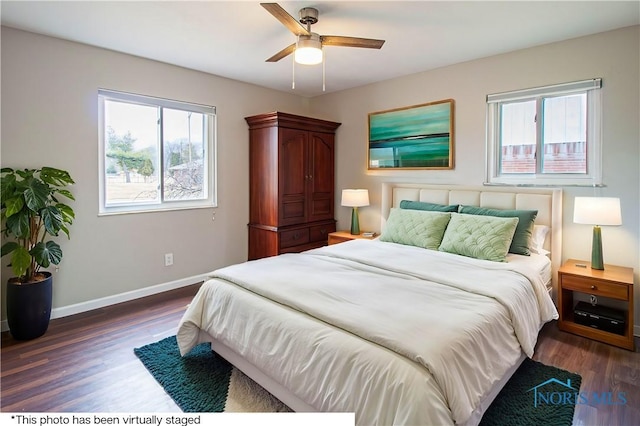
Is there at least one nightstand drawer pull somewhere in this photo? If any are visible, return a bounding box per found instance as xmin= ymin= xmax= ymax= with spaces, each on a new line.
xmin=591 ymin=285 xmax=597 ymax=290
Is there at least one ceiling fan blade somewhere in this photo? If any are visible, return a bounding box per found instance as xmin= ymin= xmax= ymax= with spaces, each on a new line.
xmin=321 ymin=36 xmax=385 ymax=49
xmin=261 ymin=3 xmax=310 ymax=36
xmin=266 ymin=43 xmax=296 ymax=62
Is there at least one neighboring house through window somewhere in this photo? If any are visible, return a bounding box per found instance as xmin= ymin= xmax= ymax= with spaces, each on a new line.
xmin=486 ymin=79 xmax=602 ymax=186
xmin=98 ymin=89 xmax=216 ymax=214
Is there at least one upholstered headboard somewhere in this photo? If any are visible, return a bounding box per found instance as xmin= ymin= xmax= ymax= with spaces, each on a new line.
xmin=381 ymin=182 xmax=563 ymax=292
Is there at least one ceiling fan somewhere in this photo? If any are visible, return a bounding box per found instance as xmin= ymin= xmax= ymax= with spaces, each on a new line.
xmin=261 ymin=3 xmax=385 ymax=65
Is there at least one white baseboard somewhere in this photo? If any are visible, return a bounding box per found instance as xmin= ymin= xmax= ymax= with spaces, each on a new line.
xmin=1 ymin=272 xmax=210 ymax=333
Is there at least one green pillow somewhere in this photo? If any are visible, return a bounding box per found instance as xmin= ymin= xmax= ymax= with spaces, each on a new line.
xmin=380 ymin=208 xmax=452 ymax=249
xmin=438 ymin=213 xmax=519 ymax=262
xmin=459 ymin=206 xmax=537 ymax=256
xmin=400 ymin=200 xmax=459 ymax=212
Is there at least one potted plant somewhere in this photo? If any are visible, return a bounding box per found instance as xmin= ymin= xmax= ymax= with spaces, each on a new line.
xmin=1 ymin=167 xmax=75 ymax=340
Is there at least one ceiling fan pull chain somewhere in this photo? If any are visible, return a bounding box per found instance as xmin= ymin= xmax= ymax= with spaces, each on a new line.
xmin=292 ymin=54 xmax=296 ymax=89
xmin=322 ymin=53 xmax=326 ymax=92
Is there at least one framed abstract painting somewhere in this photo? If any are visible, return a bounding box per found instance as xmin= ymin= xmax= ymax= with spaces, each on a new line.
xmin=368 ymin=99 xmax=454 ymax=170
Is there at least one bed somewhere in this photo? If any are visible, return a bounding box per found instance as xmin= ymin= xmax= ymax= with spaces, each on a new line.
xmin=177 ymin=183 xmax=563 ymax=425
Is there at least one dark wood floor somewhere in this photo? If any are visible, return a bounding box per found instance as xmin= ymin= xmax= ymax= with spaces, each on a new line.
xmin=2 ymin=284 xmax=639 ymax=425
xmin=532 ymin=320 xmax=640 ymax=426
xmin=1 ymin=285 xmax=201 ymax=412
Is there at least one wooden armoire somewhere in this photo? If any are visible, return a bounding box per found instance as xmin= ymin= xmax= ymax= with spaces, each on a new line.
xmin=245 ymin=112 xmax=341 ymax=260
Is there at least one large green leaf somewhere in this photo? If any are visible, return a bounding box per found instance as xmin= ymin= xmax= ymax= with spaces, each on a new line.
xmin=3 ymin=196 xmax=24 ymax=218
xmin=23 ymin=179 xmax=49 ymax=212
xmin=55 ymin=189 xmax=75 ymax=201
xmin=56 ymin=203 xmax=75 ymax=223
xmin=41 ymin=206 xmax=63 ymax=235
xmin=41 ymin=167 xmax=75 ymax=187
xmin=0 ymin=173 xmax=17 ymax=203
xmin=31 ymin=241 xmax=62 ymax=267
xmin=10 ymin=246 xmax=31 ymax=278
xmin=5 ymin=210 xmax=30 ymax=238
xmin=1 ymin=241 xmax=19 ymax=257
xmin=59 ymin=223 xmax=70 ymax=239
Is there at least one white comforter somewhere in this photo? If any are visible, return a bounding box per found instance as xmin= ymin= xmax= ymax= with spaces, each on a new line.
xmin=177 ymin=239 xmax=558 ymax=425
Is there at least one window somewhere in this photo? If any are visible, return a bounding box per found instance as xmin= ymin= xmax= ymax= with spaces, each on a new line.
xmin=98 ymin=89 xmax=216 ymax=214
xmin=486 ymin=79 xmax=602 ymax=186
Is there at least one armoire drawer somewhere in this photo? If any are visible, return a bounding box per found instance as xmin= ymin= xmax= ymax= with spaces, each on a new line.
xmin=309 ymin=223 xmax=336 ymax=242
xmin=279 ymin=228 xmax=310 ymax=249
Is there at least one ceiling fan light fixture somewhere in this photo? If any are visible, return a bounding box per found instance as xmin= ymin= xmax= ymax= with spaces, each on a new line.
xmin=295 ymin=33 xmax=323 ymax=65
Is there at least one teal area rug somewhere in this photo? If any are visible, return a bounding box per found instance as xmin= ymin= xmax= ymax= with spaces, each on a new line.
xmin=135 ymin=336 xmax=580 ymax=425
xmin=134 ymin=336 xmax=232 ymax=412
xmin=134 ymin=336 xmax=290 ymax=413
xmin=480 ymin=358 xmax=582 ymax=426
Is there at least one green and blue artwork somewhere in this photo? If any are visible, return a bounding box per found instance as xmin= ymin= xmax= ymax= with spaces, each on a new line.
xmin=368 ymin=99 xmax=454 ymax=169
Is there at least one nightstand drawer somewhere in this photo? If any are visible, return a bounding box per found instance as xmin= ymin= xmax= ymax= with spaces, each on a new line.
xmin=280 ymin=228 xmax=310 ymax=248
xmin=561 ymin=275 xmax=628 ymax=300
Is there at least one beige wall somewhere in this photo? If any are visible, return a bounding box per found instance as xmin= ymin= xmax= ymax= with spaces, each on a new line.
xmin=3 ymin=25 xmax=639 ymax=334
xmin=0 ymin=27 xmax=309 ymax=314
xmin=310 ymin=25 xmax=640 ymax=331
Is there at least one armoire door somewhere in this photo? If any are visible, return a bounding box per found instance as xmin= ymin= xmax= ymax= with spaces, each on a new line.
xmin=279 ymin=127 xmax=308 ymax=226
xmin=306 ymin=131 xmax=335 ymax=222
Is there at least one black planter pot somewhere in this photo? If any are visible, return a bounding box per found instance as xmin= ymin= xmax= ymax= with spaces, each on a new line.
xmin=6 ymin=272 xmax=53 ymax=340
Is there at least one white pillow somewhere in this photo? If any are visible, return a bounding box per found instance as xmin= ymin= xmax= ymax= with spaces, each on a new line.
xmin=530 ymin=225 xmax=550 ymax=255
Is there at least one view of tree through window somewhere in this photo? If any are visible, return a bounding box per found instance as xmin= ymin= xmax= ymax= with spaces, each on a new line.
xmin=162 ymin=108 xmax=205 ymax=201
xmin=99 ymin=89 xmax=215 ymax=214
xmin=105 ymin=101 xmax=159 ymax=205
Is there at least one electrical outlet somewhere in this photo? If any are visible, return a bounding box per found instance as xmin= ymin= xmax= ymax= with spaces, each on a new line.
xmin=164 ymin=253 xmax=174 ymax=267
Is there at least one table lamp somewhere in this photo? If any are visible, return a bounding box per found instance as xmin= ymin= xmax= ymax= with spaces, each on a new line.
xmin=341 ymin=189 xmax=369 ymax=235
xmin=573 ymin=197 xmax=622 ymax=270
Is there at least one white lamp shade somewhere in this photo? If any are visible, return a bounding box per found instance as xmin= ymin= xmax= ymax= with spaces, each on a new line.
xmin=341 ymin=189 xmax=370 ymax=207
xmin=573 ymin=197 xmax=622 ymax=226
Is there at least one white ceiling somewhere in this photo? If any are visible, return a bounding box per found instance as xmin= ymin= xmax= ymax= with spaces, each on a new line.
xmin=2 ymin=1 xmax=639 ymax=98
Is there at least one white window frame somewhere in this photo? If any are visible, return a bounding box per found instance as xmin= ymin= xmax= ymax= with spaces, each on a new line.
xmin=98 ymin=89 xmax=217 ymax=215
xmin=486 ymin=78 xmax=602 ymax=186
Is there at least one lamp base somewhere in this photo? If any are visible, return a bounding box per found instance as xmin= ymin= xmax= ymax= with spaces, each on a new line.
xmin=350 ymin=207 xmax=360 ymax=235
xmin=591 ymin=226 xmax=604 ymax=270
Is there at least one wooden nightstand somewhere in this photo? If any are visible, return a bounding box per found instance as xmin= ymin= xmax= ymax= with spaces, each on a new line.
xmin=328 ymin=231 xmax=376 ymax=245
xmin=557 ymin=259 xmax=634 ymax=350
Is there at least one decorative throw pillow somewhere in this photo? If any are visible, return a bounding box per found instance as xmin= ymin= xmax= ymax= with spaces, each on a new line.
xmin=399 ymin=200 xmax=459 ymax=212
xmin=380 ymin=208 xmax=452 ymax=250
xmin=438 ymin=213 xmax=519 ymax=262
xmin=458 ymin=206 xmax=537 ymax=256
